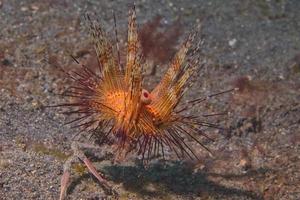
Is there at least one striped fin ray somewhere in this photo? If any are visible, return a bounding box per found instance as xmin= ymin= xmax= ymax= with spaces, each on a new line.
xmin=151 ymin=31 xmax=196 ymax=97
xmin=124 ymin=6 xmax=144 ymax=127
xmin=86 ymin=15 xmax=120 ymax=91
xmin=150 ymin=62 xmax=198 ymax=122
xmin=149 ymin=31 xmax=198 ymax=121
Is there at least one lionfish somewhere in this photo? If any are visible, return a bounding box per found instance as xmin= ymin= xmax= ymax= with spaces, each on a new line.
xmin=53 ymin=5 xmax=233 ymax=200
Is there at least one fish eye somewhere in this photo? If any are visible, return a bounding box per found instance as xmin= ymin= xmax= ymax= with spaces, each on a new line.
xmin=143 ymin=91 xmax=149 ymax=98
xmin=141 ymin=89 xmax=151 ymax=104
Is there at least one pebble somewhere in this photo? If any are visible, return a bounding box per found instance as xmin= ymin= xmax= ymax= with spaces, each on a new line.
xmin=229 ymin=38 xmax=237 ymax=47
xmin=20 ymin=6 xmax=28 ymax=12
xmin=30 ymin=4 xmax=39 ymax=11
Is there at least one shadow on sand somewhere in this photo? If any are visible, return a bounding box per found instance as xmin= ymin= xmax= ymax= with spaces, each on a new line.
xmin=68 ymin=160 xmax=267 ymax=199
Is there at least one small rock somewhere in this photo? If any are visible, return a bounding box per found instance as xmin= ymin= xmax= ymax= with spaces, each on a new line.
xmin=229 ymin=38 xmax=237 ymax=47
xmin=279 ymin=74 xmax=284 ymax=80
xmin=21 ymin=6 xmax=28 ymax=12
xmin=30 ymin=4 xmax=39 ymax=11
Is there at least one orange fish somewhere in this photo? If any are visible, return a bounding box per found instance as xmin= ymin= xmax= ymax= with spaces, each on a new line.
xmin=54 ymin=5 xmax=233 ymax=200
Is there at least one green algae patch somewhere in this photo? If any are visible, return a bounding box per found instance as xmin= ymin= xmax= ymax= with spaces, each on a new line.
xmin=72 ymin=163 xmax=87 ymax=176
xmin=33 ymin=143 xmax=69 ymax=161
